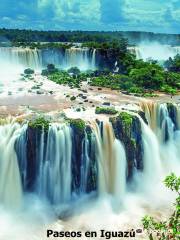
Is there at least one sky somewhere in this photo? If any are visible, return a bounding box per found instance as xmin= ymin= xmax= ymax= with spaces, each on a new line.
xmin=0 ymin=0 xmax=179 ymax=33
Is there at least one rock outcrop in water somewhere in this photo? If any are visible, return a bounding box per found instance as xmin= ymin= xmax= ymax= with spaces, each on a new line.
xmin=110 ymin=112 xmax=144 ymax=180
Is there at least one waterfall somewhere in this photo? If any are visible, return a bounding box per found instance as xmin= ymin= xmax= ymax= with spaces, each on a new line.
xmin=92 ymin=121 xmax=127 ymax=201
xmin=0 ymin=47 xmax=97 ymax=72
xmin=0 ymin=103 xmax=180 ymax=210
xmin=0 ymin=123 xmax=23 ymax=208
xmin=64 ymin=47 xmax=96 ymax=71
xmin=140 ymin=101 xmax=180 ymax=179
xmin=36 ymin=124 xmax=72 ymax=204
xmin=92 ymin=49 xmax=96 ymax=69
xmin=128 ymin=44 xmax=180 ymax=61
xmin=0 ymin=47 xmax=42 ymax=70
xmin=80 ymin=132 xmax=90 ymax=193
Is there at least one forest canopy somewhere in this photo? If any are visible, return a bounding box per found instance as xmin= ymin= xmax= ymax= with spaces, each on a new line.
xmin=0 ymin=28 xmax=179 ymax=46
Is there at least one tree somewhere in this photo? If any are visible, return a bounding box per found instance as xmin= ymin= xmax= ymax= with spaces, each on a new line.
xmin=164 ymin=54 xmax=180 ymax=73
xmin=129 ymin=64 xmax=165 ymax=90
xmin=67 ymin=67 xmax=81 ymax=75
xmin=142 ymin=173 xmax=180 ymax=240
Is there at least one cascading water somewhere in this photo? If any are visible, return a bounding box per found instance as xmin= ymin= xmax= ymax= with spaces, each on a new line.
xmin=140 ymin=102 xmax=180 ymax=180
xmin=92 ymin=121 xmax=127 ymax=202
xmin=37 ymin=124 xmax=72 ymax=204
xmin=64 ymin=47 xmax=96 ymax=71
xmin=0 ymin=47 xmax=42 ymax=70
xmin=0 ymin=123 xmax=23 ymax=209
xmin=0 ymin=47 xmax=97 ymax=72
xmin=128 ymin=43 xmax=180 ymax=61
xmin=0 ymin=102 xmax=180 ymax=212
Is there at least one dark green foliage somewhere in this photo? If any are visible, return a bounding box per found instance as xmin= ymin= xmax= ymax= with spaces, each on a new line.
xmin=164 ymin=54 xmax=180 ymax=73
xmin=90 ymin=73 xmax=130 ymax=90
xmin=28 ymin=117 xmax=50 ymax=131
xmin=95 ymin=106 xmax=118 ymax=115
xmin=165 ymin=72 xmax=180 ymax=88
xmin=47 ymin=64 xmax=59 ymax=74
xmin=70 ymin=96 xmax=76 ymax=101
xmin=41 ymin=64 xmax=59 ymax=75
xmin=67 ymin=67 xmax=81 ymax=75
xmin=24 ymin=68 xmax=34 ymax=75
xmin=47 ymin=71 xmax=82 ymax=88
xmin=0 ymin=28 xmax=179 ymax=46
xmin=161 ymin=85 xmax=177 ymax=95
xmin=117 ymin=112 xmax=133 ymax=129
xmin=69 ymin=119 xmax=86 ymax=135
xmin=129 ymin=64 xmax=165 ymax=90
xmin=82 ymin=39 xmax=128 ymax=54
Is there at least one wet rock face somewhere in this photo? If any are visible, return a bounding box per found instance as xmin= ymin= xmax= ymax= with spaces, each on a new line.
xmin=26 ymin=127 xmax=48 ymax=191
xmin=15 ymin=126 xmax=49 ymax=192
xmin=70 ymin=122 xmax=85 ymax=194
xmin=167 ymin=103 xmax=178 ymax=130
xmin=96 ymin=49 xmax=120 ymax=70
xmin=70 ymin=121 xmax=98 ymax=194
xmin=85 ymin=126 xmax=98 ymax=193
xmin=110 ymin=112 xmax=144 ymax=180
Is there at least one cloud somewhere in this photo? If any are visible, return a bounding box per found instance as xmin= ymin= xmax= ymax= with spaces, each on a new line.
xmin=0 ymin=0 xmax=179 ymax=33
xmin=100 ymin=0 xmax=125 ymax=23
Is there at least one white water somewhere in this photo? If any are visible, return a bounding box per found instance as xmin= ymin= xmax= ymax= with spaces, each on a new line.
xmin=0 ymin=47 xmax=42 ymax=70
xmin=37 ymin=124 xmax=72 ymax=204
xmin=128 ymin=42 xmax=180 ymax=61
xmin=64 ymin=47 xmax=96 ymax=71
xmin=0 ymin=47 xmax=97 ymax=73
xmin=0 ymin=123 xmax=23 ymax=209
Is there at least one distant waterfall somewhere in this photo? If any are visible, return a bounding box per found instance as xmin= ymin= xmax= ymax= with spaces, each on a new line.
xmin=128 ymin=44 xmax=180 ymax=61
xmin=0 ymin=47 xmax=42 ymax=70
xmin=64 ymin=47 xmax=96 ymax=71
xmin=0 ymin=103 xmax=180 ymax=209
xmin=0 ymin=47 xmax=97 ymax=71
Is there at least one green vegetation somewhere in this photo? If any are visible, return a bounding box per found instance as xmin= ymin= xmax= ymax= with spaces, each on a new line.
xmin=70 ymin=96 xmax=76 ymax=101
xmin=142 ymin=173 xmax=180 ymax=240
xmin=164 ymin=54 xmax=180 ymax=73
xmin=118 ymin=112 xmax=133 ymax=128
xmin=82 ymin=39 xmax=127 ymax=56
xmin=95 ymin=106 xmax=118 ymax=115
xmin=67 ymin=67 xmax=81 ymax=75
xmin=44 ymin=56 xmax=180 ymax=96
xmin=24 ymin=68 xmax=34 ymax=75
xmin=44 ymin=70 xmax=82 ymax=88
xmin=129 ymin=63 xmax=165 ymax=90
xmin=0 ymin=28 xmax=179 ymax=46
xmin=161 ymin=85 xmax=177 ymax=95
xmin=28 ymin=117 xmax=50 ymax=131
xmin=68 ymin=119 xmax=86 ymax=134
xmin=89 ymin=54 xmax=180 ymax=96
xmin=42 ymin=64 xmax=59 ymax=75
xmin=90 ymin=74 xmax=130 ymax=90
